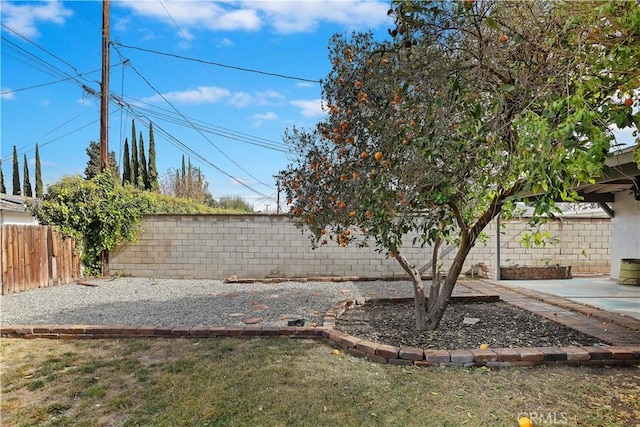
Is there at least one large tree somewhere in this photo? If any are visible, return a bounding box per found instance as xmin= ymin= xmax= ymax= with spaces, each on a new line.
xmin=12 ymin=146 xmax=20 ymax=196
xmin=35 ymin=143 xmax=43 ymax=198
xmin=85 ymin=141 xmax=119 ymax=180
xmin=0 ymin=160 xmax=6 ymax=194
xmin=280 ymin=0 xmax=639 ymax=330
xmin=122 ymin=137 xmax=132 ymax=185
xmin=23 ymin=154 xmax=32 ymax=197
xmin=131 ymin=120 xmax=140 ymax=188
xmin=148 ymin=122 xmax=159 ymax=191
xmin=138 ymin=131 xmax=149 ymax=190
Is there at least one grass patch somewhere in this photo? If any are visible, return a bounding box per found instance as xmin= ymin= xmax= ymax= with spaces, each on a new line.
xmin=1 ymin=338 xmax=638 ymax=426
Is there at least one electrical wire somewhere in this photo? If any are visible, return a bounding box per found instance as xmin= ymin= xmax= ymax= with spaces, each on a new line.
xmin=112 ymin=40 xmax=321 ymax=84
xmin=0 ymin=62 xmax=124 ymax=96
xmin=114 ymin=46 xmax=276 ymax=193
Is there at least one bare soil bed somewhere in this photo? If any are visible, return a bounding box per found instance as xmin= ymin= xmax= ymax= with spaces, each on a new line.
xmin=335 ymin=300 xmax=607 ymax=350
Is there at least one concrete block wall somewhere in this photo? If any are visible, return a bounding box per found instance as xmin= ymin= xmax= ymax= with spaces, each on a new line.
xmin=109 ymin=214 xmax=610 ymax=280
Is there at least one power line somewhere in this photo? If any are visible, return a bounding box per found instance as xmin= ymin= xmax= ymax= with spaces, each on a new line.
xmin=2 ymin=23 xmax=85 ymax=80
xmin=114 ymin=47 xmax=275 ymax=193
xmin=112 ymin=40 xmax=321 ymax=84
xmin=0 ymin=61 xmax=124 ymax=96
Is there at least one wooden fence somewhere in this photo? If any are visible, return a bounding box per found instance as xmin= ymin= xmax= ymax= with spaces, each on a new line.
xmin=1 ymin=225 xmax=81 ymax=295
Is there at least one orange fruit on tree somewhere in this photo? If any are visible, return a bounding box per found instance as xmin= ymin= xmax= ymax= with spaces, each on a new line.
xmin=360 ymin=151 xmax=368 ymax=159
xmin=344 ymin=229 xmax=351 ymax=236
xmin=338 ymin=201 xmax=346 ymax=209
xmin=624 ymin=97 xmax=634 ymax=107
xmin=349 ymin=211 xmax=357 ymax=217
xmin=354 ymin=81 xmax=363 ymax=89
xmin=498 ymin=34 xmax=508 ymax=43
xmin=374 ymin=151 xmax=383 ymax=161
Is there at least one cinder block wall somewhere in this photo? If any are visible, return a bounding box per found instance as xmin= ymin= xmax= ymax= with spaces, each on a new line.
xmin=109 ymin=215 xmax=610 ymax=280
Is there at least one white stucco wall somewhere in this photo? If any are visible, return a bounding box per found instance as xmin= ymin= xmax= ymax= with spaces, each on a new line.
xmin=610 ymin=192 xmax=640 ymax=279
xmin=0 ymin=210 xmax=38 ymax=225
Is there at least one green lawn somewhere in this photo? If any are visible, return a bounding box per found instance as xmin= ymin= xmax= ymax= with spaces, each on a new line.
xmin=1 ymin=337 xmax=638 ymax=426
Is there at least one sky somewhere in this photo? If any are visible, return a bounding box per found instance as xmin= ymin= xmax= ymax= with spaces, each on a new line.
xmin=0 ymin=0 xmax=393 ymax=211
xmin=1 ymin=1 xmax=637 ymax=213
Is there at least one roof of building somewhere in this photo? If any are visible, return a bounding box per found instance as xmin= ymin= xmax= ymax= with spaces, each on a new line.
xmin=0 ymin=194 xmax=34 ymax=212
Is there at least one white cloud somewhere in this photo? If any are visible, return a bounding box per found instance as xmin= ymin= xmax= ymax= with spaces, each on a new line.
xmin=118 ymin=0 xmax=390 ymax=36
xmin=295 ymin=82 xmax=315 ymax=89
xmin=141 ymin=86 xmax=231 ymax=105
xmin=251 ymin=111 xmax=279 ymax=127
xmin=1 ymin=0 xmax=72 ymax=39
xmin=118 ymin=1 xmax=261 ymax=33
xmin=1 ymin=89 xmax=15 ymax=100
xmin=253 ymin=1 xmax=391 ymax=34
xmin=229 ymin=92 xmax=253 ymax=108
xmin=229 ymin=90 xmax=285 ymax=108
xmin=217 ymin=37 xmax=236 ymax=48
xmin=291 ymin=99 xmax=324 ymax=117
xmin=253 ymin=112 xmax=278 ymax=121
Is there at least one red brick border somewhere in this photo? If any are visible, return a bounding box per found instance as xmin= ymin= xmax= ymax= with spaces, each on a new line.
xmin=2 ymin=297 xmax=639 ymax=368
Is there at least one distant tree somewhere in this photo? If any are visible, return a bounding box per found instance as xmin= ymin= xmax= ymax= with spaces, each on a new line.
xmin=131 ymin=120 xmax=139 ymax=188
xmin=35 ymin=143 xmax=43 ymax=198
xmin=23 ymin=154 xmax=32 ymax=197
xmin=84 ymin=140 xmax=119 ymax=180
xmin=181 ymin=155 xmax=186 ymax=179
xmin=160 ymin=161 xmax=214 ymax=206
xmin=12 ymin=145 xmax=20 ymax=196
xmin=217 ymin=195 xmax=254 ymax=212
xmin=0 ymin=160 xmax=6 ymax=194
xmin=122 ymin=137 xmax=132 ymax=185
xmin=148 ymin=122 xmax=159 ymax=192
xmin=139 ymin=131 xmax=149 ymax=189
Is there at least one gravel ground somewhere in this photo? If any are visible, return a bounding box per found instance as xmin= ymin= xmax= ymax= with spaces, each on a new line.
xmin=0 ymin=277 xmax=419 ymax=328
xmin=1 ymin=277 xmax=605 ymax=350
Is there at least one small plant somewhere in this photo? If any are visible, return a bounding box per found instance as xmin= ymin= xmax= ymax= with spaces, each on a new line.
xmin=541 ymin=257 xmax=553 ymax=266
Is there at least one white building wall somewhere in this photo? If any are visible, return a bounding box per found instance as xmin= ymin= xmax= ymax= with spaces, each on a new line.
xmin=0 ymin=210 xmax=38 ymax=225
xmin=611 ymin=192 xmax=640 ymax=279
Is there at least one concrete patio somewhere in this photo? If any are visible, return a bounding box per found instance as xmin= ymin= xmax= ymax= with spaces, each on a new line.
xmin=493 ymin=275 xmax=640 ymax=321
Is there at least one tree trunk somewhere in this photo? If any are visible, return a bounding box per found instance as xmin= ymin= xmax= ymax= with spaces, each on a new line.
xmin=395 ymin=249 xmax=427 ymax=331
xmin=424 ymin=238 xmax=473 ymax=330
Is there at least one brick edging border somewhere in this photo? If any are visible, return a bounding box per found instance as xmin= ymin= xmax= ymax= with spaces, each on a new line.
xmin=2 ymin=298 xmax=639 ymax=368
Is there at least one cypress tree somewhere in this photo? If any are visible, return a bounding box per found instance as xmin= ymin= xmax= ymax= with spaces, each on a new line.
xmin=0 ymin=160 xmax=6 ymax=194
xmin=12 ymin=145 xmax=20 ymax=196
xmin=122 ymin=137 xmax=131 ymax=185
xmin=181 ymin=155 xmax=186 ymax=179
xmin=85 ymin=141 xmax=120 ymax=180
xmin=131 ymin=120 xmax=139 ymax=187
xmin=139 ymin=131 xmax=149 ymax=189
xmin=148 ymin=122 xmax=159 ymax=191
xmin=23 ymin=154 xmax=33 ymax=197
xmin=35 ymin=143 xmax=43 ymax=197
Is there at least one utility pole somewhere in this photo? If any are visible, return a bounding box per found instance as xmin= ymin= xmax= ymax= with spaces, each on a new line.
xmin=100 ymin=0 xmax=110 ymax=172
xmin=100 ymin=0 xmax=110 ymax=276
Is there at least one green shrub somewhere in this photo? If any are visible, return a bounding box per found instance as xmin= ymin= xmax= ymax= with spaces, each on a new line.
xmin=28 ymin=171 xmax=248 ymax=275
